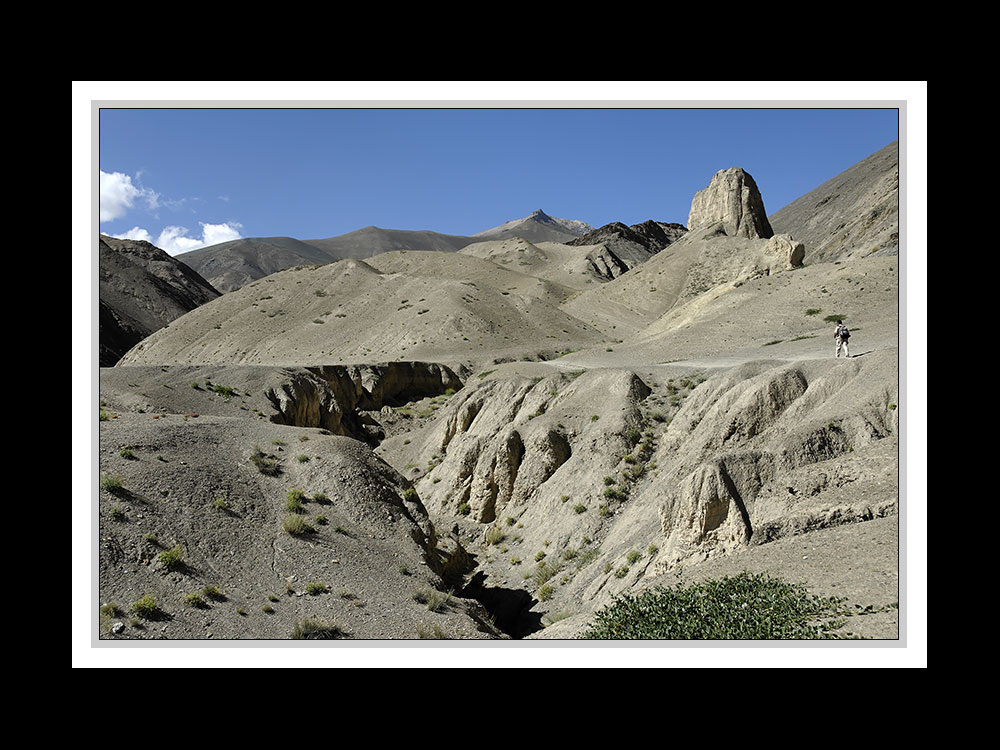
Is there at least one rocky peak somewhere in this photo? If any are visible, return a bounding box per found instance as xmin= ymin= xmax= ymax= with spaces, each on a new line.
xmin=688 ymin=167 xmax=774 ymax=240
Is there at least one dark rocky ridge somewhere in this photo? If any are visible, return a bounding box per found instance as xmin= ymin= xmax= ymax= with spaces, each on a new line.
xmin=568 ymin=220 xmax=687 ymax=268
xmin=99 ymin=236 xmax=221 ymax=366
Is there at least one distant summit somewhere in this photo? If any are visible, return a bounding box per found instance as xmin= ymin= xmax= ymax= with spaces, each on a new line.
xmin=474 ymin=209 xmax=594 ymax=243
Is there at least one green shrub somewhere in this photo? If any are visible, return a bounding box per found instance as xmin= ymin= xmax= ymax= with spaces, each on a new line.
xmin=209 ymin=383 xmax=237 ymax=399
xmin=285 ymin=489 xmax=306 ymax=512
xmin=109 ymin=504 xmax=126 ymax=522
xmin=158 ymin=545 xmax=184 ymax=571
xmin=573 ymin=504 xmax=587 ymax=514
xmin=538 ymin=584 xmax=554 ymax=601
xmin=305 ymin=581 xmax=327 ymax=596
xmin=183 ymin=593 xmax=207 ymax=608
xmin=201 ymin=585 xmax=225 ymax=601
xmin=100 ymin=602 xmax=124 ymax=618
xmin=212 ymin=497 xmax=229 ymax=511
xmin=581 ymin=571 xmax=850 ymax=640
xmin=100 ymin=474 xmax=125 ymax=494
xmin=626 ymin=549 xmax=642 ymax=564
xmin=130 ymin=593 xmax=159 ymax=619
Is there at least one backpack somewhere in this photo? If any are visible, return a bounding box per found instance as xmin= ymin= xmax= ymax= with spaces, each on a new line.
xmin=840 ymin=326 xmax=850 ymax=340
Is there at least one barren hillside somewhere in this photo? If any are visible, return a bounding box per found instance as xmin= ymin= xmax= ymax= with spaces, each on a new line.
xmin=98 ymin=147 xmax=901 ymax=642
xmin=769 ymin=141 xmax=899 ymax=263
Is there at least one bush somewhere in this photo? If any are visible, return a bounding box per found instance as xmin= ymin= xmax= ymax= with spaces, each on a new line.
xmin=158 ymin=545 xmax=184 ymax=571
xmin=183 ymin=593 xmax=206 ymax=608
xmin=285 ymin=489 xmax=306 ymax=512
xmin=581 ymin=572 xmax=849 ymax=640
xmin=130 ymin=593 xmax=159 ymax=619
xmin=100 ymin=474 xmax=125 ymax=495
xmin=305 ymin=581 xmax=327 ymax=596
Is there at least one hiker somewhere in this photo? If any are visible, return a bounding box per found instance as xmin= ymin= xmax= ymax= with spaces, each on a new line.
xmin=834 ymin=320 xmax=851 ymax=358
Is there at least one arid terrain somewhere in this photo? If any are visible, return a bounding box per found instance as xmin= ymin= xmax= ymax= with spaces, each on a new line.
xmin=97 ymin=141 xmax=901 ymax=642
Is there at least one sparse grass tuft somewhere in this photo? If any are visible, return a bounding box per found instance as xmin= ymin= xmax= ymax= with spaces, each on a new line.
xmin=282 ymin=514 xmax=314 ymax=535
xmin=485 ymin=526 xmax=506 ymax=546
xmin=413 ymin=587 xmax=451 ymax=612
xmin=100 ymin=602 xmax=124 ymax=618
xmin=250 ymin=445 xmax=280 ymax=476
xmin=305 ymin=581 xmax=327 ymax=596
xmin=291 ymin=618 xmax=347 ymax=639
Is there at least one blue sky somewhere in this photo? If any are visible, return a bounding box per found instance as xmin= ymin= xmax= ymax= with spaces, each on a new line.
xmin=98 ymin=106 xmax=899 ymax=255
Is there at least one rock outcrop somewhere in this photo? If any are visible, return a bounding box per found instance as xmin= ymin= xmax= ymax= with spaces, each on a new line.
xmin=688 ymin=167 xmax=774 ymax=239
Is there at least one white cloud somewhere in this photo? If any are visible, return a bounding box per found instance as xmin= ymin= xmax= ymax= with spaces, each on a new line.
xmin=110 ymin=226 xmax=154 ymax=243
xmin=99 ymin=170 xmax=160 ymax=223
xmin=200 ymin=221 xmax=243 ymax=247
xmin=113 ymin=221 xmax=244 ymax=255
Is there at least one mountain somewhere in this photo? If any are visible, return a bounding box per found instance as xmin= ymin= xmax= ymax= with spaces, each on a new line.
xmin=474 ymin=209 xmax=594 ymax=243
xmin=99 ymin=235 xmax=220 ymax=366
xmin=174 ymin=236 xmax=334 ymax=293
xmin=303 ymin=226 xmax=477 ymax=259
xmin=769 ymin=140 xmax=899 ymax=263
xmin=175 ymin=211 xmax=594 ymax=292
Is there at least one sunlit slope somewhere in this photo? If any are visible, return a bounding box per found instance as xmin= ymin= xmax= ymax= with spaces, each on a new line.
xmin=118 ymin=259 xmax=607 ymax=367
